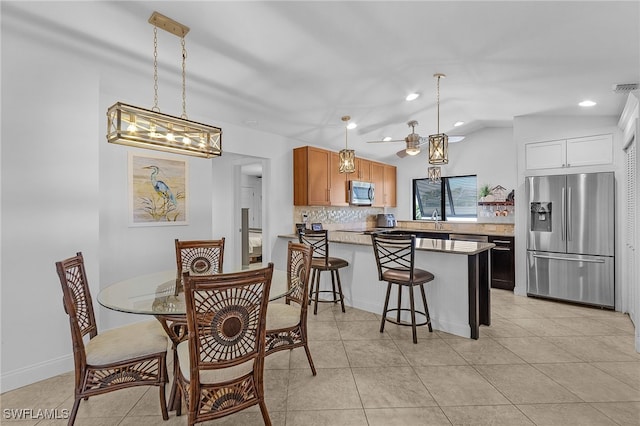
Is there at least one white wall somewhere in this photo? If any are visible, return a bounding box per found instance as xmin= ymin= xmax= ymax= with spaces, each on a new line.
xmin=393 ymin=126 xmax=516 ymax=221
xmin=512 ymin=115 xmax=624 ymax=305
xmin=1 ymin=28 xmax=101 ymax=391
xmin=1 ymin=17 xmax=296 ymax=392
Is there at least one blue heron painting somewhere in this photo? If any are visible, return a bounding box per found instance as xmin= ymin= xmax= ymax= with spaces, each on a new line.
xmin=131 ymin=155 xmax=186 ymax=224
xmin=144 ymin=165 xmax=177 ymax=207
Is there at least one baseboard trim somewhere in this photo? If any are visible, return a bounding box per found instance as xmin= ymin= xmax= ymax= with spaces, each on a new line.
xmin=1 ymin=354 xmax=73 ymax=393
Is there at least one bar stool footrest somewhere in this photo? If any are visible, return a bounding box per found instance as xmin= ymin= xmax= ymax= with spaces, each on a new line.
xmin=310 ymin=290 xmax=344 ymax=303
xmin=383 ymin=308 xmax=430 ymax=327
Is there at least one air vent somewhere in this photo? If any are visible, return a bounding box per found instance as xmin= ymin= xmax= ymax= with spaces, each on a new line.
xmin=612 ymin=83 xmax=639 ymax=93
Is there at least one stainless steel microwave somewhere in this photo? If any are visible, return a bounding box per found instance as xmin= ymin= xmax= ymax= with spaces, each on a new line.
xmin=349 ymin=180 xmax=374 ymax=206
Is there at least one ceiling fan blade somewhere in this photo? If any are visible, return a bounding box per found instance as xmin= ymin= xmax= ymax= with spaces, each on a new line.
xmin=366 ymin=139 xmax=404 ymax=144
xmin=396 ymin=148 xmax=409 ymax=158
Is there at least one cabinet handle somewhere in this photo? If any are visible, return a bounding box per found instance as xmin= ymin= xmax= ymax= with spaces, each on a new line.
xmin=492 ymin=239 xmax=511 ymax=244
xmin=492 ymin=247 xmax=511 ymax=251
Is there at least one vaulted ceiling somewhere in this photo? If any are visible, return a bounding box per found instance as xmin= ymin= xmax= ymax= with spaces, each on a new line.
xmin=3 ymin=1 xmax=639 ymax=161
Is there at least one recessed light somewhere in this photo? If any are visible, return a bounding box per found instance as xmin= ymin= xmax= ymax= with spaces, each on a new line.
xmin=579 ymin=100 xmax=596 ymax=107
xmin=383 ymin=136 xmax=392 ymax=141
xmin=346 ymin=122 xmax=357 ymax=130
xmin=405 ymin=93 xmax=420 ymax=101
xmin=449 ymin=136 xmax=465 ymax=143
xmin=453 ymin=121 xmax=465 ymax=127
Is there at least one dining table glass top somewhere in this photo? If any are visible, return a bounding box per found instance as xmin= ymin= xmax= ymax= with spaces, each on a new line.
xmin=97 ymin=265 xmax=289 ymax=316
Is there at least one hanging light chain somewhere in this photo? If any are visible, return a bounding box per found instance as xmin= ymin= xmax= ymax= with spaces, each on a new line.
xmin=181 ymin=36 xmax=188 ymax=119
xmin=436 ymin=75 xmax=441 ymax=134
xmin=152 ymin=25 xmax=160 ymax=112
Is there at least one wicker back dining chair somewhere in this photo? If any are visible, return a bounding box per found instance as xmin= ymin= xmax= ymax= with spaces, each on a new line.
xmin=55 ymin=252 xmax=169 ymax=425
xmin=175 ymin=238 xmax=225 ymax=278
xmin=176 ymin=263 xmax=274 ymax=426
xmin=298 ymin=229 xmax=348 ymax=314
xmin=265 ymin=241 xmax=316 ymax=375
xmin=371 ymin=233 xmax=435 ymax=343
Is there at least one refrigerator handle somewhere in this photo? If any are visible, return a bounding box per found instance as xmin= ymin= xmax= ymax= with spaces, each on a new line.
xmin=532 ymin=254 xmax=605 ymax=263
xmin=567 ymin=187 xmax=572 ymax=241
xmin=561 ymin=187 xmax=566 ymax=241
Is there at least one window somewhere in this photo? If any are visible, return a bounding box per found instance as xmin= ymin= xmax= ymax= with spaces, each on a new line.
xmin=413 ymin=175 xmax=478 ymax=221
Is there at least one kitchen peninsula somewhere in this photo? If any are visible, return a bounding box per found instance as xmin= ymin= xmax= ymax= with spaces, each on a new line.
xmin=276 ymin=231 xmax=494 ymax=339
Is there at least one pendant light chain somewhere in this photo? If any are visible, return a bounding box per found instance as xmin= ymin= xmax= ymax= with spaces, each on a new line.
xmin=436 ymin=75 xmax=440 ymax=134
xmin=152 ymin=26 xmax=160 ymax=112
xmin=181 ymin=36 xmax=188 ymax=119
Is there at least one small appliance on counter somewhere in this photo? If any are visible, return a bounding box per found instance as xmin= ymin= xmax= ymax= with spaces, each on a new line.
xmin=376 ymin=213 xmax=396 ymax=228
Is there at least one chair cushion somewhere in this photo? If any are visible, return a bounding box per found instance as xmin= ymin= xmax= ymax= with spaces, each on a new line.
xmin=85 ymin=320 xmax=168 ymax=366
xmin=311 ymin=257 xmax=348 ymax=270
xmin=176 ymin=341 xmax=254 ymax=384
xmin=266 ymin=303 xmax=300 ymax=331
xmin=382 ymin=268 xmax=434 ymax=285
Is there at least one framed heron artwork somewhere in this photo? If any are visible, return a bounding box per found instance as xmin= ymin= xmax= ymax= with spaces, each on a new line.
xmin=129 ymin=153 xmax=188 ymax=226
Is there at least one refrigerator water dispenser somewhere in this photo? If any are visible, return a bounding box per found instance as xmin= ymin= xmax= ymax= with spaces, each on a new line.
xmin=530 ymin=202 xmax=552 ymax=232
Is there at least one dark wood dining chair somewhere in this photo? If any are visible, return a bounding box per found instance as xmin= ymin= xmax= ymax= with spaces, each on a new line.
xmin=175 ymin=238 xmax=225 ymax=280
xmin=55 ymin=252 xmax=169 ymax=425
xmin=371 ymin=233 xmax=435 ymax=343
xmin=265 ymin=241 xmax=316 ymax=375
xmin=299 ymin=229 xmax=348 ymax=314
xmin=176 ymin=263 xmax=274 ymax=426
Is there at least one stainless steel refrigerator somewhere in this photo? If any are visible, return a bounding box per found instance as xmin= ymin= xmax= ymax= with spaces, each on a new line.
xmin=526 ymin=172 xmax=615 ymax=308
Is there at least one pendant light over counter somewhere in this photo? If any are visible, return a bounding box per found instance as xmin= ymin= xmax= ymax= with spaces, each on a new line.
xmin=338 ymin=115 xmax=356 ymax=174
xmin=106 ymin=12 xmax=222 ymax=158
xmin=428 ymin=73 xmax=448 ymax=166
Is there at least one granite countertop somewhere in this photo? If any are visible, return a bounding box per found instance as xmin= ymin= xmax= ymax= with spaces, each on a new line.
xmin=279 ymin=231 xmax=494 ymax=255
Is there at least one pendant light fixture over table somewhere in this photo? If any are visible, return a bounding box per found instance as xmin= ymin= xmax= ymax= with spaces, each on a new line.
xmin=106 ymin=12 xmax=222 ymax=158
xmin=338 ymin=115 xmax=356 ymax=174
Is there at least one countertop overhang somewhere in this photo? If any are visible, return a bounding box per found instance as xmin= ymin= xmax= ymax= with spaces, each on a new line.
xmin=280 ymin=231 xmax=494 ymax=255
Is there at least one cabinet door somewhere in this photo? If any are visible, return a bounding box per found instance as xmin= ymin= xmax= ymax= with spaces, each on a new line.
xmin=307 ymin=147 xmax=331 ymax=205
xmin=566 ymin=134 xmax=613 ymax=167
xmin=370 ymin=162 xmax=385 ymax=207
xmin=330 ymin=152 xmax=348 ymax=206
xmin=525 ymin=140 xmax=566 ymax=170
xmin=489 ymin=236 xmax=514 ymax=290
xmin=383 ymin=165 xmax=397 ymax=207
xmin=355 ymin=158 xmax=371 ymax=182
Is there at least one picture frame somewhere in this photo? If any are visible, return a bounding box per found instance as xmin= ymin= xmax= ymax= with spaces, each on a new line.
xmin=129 ymin=152 xmax=188 ymax=226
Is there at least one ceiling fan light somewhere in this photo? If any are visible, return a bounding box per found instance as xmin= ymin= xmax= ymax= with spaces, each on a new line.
xmin=406 ymin=146 xmax=421 ymax=156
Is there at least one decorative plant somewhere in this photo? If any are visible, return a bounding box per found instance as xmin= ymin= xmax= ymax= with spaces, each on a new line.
xmin=479 ymin=184 xmax=491 ymax=198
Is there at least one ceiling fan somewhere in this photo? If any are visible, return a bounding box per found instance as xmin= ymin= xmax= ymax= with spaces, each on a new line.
xmin=367 ymin=119 xmax=466 ymax=158
xmin=367 ymin=120 xmax=427 ymax=158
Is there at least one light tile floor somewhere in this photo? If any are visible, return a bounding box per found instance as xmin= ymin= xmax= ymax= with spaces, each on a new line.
xmin=2 ymin=289 xmax=639 ymax=425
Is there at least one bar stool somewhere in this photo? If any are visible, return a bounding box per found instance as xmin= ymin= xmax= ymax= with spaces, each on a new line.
xmin=371 ymin=232 xmax=434 ymax=343
xmin=299 ymin=229 xmax=347 ymax=315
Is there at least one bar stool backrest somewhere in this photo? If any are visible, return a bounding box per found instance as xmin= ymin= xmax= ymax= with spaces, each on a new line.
xmin=371 ymin=233 xmax=417 ymax=281
xmin=298 ymin=229 xmax=329 ymax=266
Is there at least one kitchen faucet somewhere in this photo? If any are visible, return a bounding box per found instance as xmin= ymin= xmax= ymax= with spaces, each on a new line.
xmin=431 ymin=209 xmax=443 ymax=230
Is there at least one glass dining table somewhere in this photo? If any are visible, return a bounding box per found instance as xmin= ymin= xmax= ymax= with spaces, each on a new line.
xmin=97 ymin=264 xmax=290 ymax=412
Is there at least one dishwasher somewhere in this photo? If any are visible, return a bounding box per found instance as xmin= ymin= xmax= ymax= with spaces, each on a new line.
xmin=449 ymin=233 xmax=489 ymax=243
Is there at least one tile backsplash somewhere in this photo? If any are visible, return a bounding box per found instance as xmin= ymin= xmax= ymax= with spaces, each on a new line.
xmin=293 ymin=206 xmax=384 ymax=231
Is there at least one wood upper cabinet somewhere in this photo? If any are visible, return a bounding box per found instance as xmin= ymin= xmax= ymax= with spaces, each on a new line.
xmin=330 ymin=152 xmax=349 ymax=206
xmin=354 ymin=158 xmax=371 ymax=182
xmin=294 ymin=146 xmax=330 ymax=205
xmin=370 ymin=161 xmax=385 ymax=207
xmin=294 ymin=146 xmax=395 ymax=206
xmin=294 ymin=146 xmax=348 ymax=206
xmin=384 ymin=164 xmax=397 ymax=207
xmin=372 ymin=163 xmax=397 ymax=207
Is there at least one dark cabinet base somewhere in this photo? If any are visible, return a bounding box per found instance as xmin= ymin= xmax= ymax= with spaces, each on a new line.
xmin=489 ymin=236 xmax=515 ymax=291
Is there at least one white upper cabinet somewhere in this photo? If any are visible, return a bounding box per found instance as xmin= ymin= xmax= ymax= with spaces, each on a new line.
xmin=525 ymin=134 xmax=613 ymax=170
